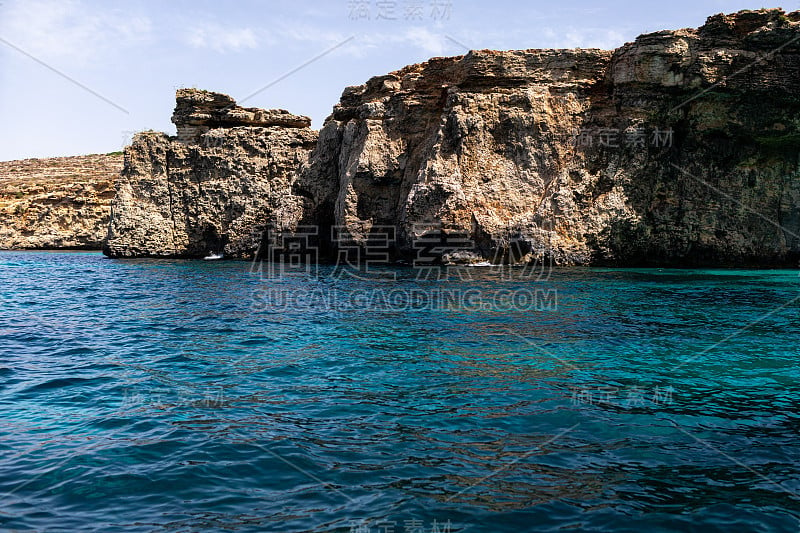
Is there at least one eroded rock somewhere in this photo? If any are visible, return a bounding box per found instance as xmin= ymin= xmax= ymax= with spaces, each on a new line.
xmin=172 ymin=89 xmax=312 ymax=143
xmin=103 ymin=9 xmax=800 ymax=266
xmin=302 ymin=8 xmax=800 ymax=266
xmin=103 ymin=91 xmax=318 ymax=258
xmin=0 ymin=154 xmax=122 ymax=250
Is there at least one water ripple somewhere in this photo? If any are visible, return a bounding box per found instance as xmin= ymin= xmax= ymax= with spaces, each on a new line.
xmin=0 ymin=252 xmax=798 ymax=531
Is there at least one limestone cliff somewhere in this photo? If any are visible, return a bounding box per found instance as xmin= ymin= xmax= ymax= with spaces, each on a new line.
xmin=104 ymin=9 xmax=800 ymax=266
xmin=305 ymin=48 xmax=617 ymax=265
xmin=0 ymin=154 xmax=122 ymax=250
xmin=103 ymin=89 xmax=317 ymax=258
xmin=307 ymin=8 xmax=800 ymax=266
xmin=595 ymin=9 xmax=800 ymax=265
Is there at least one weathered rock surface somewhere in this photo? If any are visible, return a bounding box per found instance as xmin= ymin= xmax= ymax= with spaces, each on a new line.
xmin=306 ymin=48 xmax=618 ymax=265
xmin=595 ymin=9 xmax=800 ymax=265
xmin=0 ymin=154 xmax=121 ymax=250
xmin=103 ymin=90 xmax=318 ymax=258
xmin=103 ymin=9 xmax=800 ymax=266
xmin=172 ymin=88 xmax=311 ymax=143
xmin=306 ymin=8 xmax=800 ymax=266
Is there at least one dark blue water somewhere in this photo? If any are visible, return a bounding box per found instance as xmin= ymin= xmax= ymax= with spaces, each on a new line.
xmin=1 ymin=251 xmax=798 ymax=532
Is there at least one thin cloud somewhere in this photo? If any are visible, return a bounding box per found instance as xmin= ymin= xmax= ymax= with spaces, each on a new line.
xmin=182 ymin=20 xmax=352 ymax=54
xmin=449 ymin=26 xmax=631 ymax=52
xmin=185 ymin=23 xmax=262 ymax=53
xmin=0 ymin=0 xmax=152 ymax=66
xmin=339 ymin=25 xmax=631 ymax=62
xmin=275 ymin=23 xmax=351 ymax=49
xmin=403 ymin=27 xmax=447 ymax=56
xmin=345 ymin=27 xmax=450 ymax=58
xmin=543 ymin=27 xmax=629 ymax=50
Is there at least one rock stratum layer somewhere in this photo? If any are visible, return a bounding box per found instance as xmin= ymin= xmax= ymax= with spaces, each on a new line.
xmin=104 ymin=9 xmax=800 ymax=266
xmin=0 ymin=154 xmax=122 ymax=250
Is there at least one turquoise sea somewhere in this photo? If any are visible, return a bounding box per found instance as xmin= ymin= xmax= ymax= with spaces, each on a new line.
xmin=1 ymin=251 xmax=798 ymax=532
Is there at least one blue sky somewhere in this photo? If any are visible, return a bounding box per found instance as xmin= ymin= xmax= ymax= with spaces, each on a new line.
xmin=0 ymin=0 xmax=791 ymax=161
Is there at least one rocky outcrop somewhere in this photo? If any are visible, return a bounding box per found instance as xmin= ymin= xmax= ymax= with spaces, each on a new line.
xmin=0 ymin=154 xmax=121 ymax=250
xmin=171 ymin=89 xmax=311 ymax=143
xmin=594 ymin=9 xmax=800 ymax=265
xmin=305 ymin=8 xmax=800 ymax=266
xmin=103 ymin=9 xmax=800 ymax=266
xmin=103 ymin=90 xmax=318 ymax=258
xmin=305 ymin=48 xmax=618 ymax=265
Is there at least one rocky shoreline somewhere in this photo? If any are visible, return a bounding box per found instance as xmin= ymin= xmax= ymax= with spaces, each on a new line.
xmin=4 ymin=9 xmax=800 ymax=266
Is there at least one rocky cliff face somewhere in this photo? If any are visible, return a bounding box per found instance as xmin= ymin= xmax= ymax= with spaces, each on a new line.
xmin=593 ymin=9 xmax=800 ymax=265
xmin=0 ymin=154 xmax=122 ymax=250
xmin=103 ymin=89 xmax=317 ymax=258
xmin=104 ymin=9 xmax=800 ymax=266
xmin=306 ymin=48 xmax=617 ymax=265
xmin=307 ymin=8 xmax=800 ymax=266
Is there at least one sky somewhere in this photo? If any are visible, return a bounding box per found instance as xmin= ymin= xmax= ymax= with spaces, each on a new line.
xmin=0 ymin=0 xmax=793 ymax=161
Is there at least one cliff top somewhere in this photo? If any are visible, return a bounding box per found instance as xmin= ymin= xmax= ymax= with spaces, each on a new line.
xmin=701 ymin=8 xmax=800 ymax=36
xmin=0 ymin=153 xmax=123 ymax=187
xmin=332 ymin=8 xmax=799 ymax=111
xmin=0 ymin=153 xmax=121 ymax=250
xmin=172 ymin=88 xmax=312 ymax=144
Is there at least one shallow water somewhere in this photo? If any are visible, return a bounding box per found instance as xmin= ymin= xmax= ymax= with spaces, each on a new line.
xmin=1 ymin=251 xmax=798 ymax=532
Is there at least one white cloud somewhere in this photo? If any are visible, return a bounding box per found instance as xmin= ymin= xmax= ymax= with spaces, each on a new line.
xmin=335 ymin=24 xmax=628 ymax=62
xmin=402 ymin=27 xmax=447 ymax=56
xmin=448 ymin=25 xmax=631 ymax=54
xmin=276 ymin=22 xmax=349 ymax=46
xmin=346 ymin=27 xmax=450 ymax=59
xmin=0 ymin=0 xmax=153 ymax=66
xmin=185 ymin=23 xmax=261 ymax=53
xmin=543 ymin=28 xmax=628 ymax=50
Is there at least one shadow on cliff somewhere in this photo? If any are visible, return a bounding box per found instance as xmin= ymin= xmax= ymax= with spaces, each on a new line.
xmin=586 ymin=14 xmax=800 ymax=268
